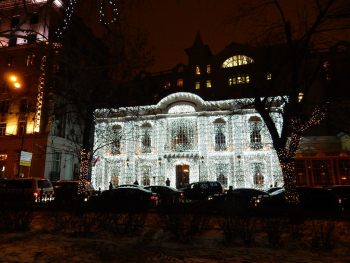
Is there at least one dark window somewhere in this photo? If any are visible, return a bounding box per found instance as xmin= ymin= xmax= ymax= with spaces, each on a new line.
xmin=8 ymin=37 xmax=17 ymax=47
xmin=0 ymin=100 xmax=10 ymax=113
xmin=20 ymin=98 xmax=28 ymax=113
xmin=30 ymin=14 xmax=39 ymax=25
xmin=0 ymin=123 xmax=6 ymax=136
xmin=11 ymin=16 xmax=19 ymax=28
xmin=27 ymin=34 xmax=37 ymax=44
xmin=7 ymin=57 xmax=14 ymax=68
xmin=26 ymin=53 xmax=35 ymax=66
xmin=18 ymin=121 xmax=26 ymax=136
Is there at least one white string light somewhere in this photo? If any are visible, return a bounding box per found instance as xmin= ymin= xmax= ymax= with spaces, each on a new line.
xmin=99 ymin=0 xmax=118 ymax=25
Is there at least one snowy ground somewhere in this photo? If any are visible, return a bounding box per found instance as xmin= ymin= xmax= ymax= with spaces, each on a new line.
xmin=1 ymin=211 xmax=350 ymax=263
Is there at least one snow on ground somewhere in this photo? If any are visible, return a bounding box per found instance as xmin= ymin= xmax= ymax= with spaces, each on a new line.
xmin=1 ymin=212 xmax=350 ymax=263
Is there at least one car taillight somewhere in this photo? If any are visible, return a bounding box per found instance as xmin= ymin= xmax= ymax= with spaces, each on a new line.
xmin=34 ymin=191 xmax=40 ymax=198
xmin=151 ymin=196 xmax=158 ymax=200
xmin=180 ymin=193 xmax=183 ymax=197
xmin=339 ymin=198 xmax=342 ymax=204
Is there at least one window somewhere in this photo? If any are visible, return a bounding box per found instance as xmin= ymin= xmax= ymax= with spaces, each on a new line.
xmin=249 ymin=116 xmax=262 ymax=150
xmin=0 ymin=123 xmax=6 ymax=136
xmin=0 ymin=100 xmax=9 ymax=113
xmin=30 ymin=13 xmax=39 ymax=25
xmin=20 ymin=98 xmax=28 ymax=113
xmin=52 ymin=152 xmax=61 ymax=172
xmin=27 ymin=34 xmax=37 ymax=44
xmin=141 ymin=123 xmax=152 ymax=153
xmin=252 ymin=163 xmax=264 ymax=185
xmin=170 ymin=119 xmax=196 ymax=152
xmin=164 ymin=81 xmax=171 ymax=89
xmin=111 ymin=125 xmax=122 ymax=155
xmin=177 ymin=79 xmax=183 ymax=87
xmin=206 ymin=65 xmax=211 ymax=75
xmin=221 ymin=55 xmax=254 ymax=68
xmin=11 ymin=16 xmax=19 ymax=28
xmin=195 ymin=65 xmax=200 ymax=75
xmin=267 ymin=73 xmax=271 ymax=80
xmin=141 ymin=166 xmax=151 ymax=186
xmin=26 ymin=53 xmax=35 ymax=66
xmin=206 ymin=80 xmax=211 ymax=88
xmin=216 ymin=164 xmax=228 ymax=188
xmin=195 ymin=82 xmax=200 ymax=89
xmin=1 ymin=85 xmax=9 ymax=94
xmin=8 ymin=37 xmax=17 ymax=47
xmin=214 ymin=119 xmax=226 ymax=151
xmin=298 ymin=93 xmax=304 ymax=102
xmin=229 ymin=74 xmax=250 ymax=85
xmin=18 ymin=121 xmax=26 ymax=136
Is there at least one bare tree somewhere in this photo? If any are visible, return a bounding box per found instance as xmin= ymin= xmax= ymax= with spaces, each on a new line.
xmin=225 ymin=0 xmax=350 ymax=203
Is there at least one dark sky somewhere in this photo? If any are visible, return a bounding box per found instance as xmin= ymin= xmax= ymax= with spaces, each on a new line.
xmin=127 ymin=1 xmax=243 ymax=72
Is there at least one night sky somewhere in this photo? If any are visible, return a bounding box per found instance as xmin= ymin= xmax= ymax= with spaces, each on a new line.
xmin=126 ymin=0 xmax=244 ymax=72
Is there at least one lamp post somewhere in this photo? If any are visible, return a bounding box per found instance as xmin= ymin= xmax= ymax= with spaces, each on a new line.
xmin=199 ymin=156 xmax=204 ymax=181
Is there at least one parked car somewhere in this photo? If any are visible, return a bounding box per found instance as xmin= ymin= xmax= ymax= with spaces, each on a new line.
xmin=0 ymin=177 xmax=54 ymax=203
xmin=252 ymin=187 xmax=341 ymax=215
xmin=116 ymin=184 xmax=141 ymax=188
xmin=90 ymin=187 xmax=157 ymax=209
xmin=265 ymin=187 xmax=283 ymax=194
xmin=326 ymin=185 xmax=350 ymax=212
xmin=53 ymin=180 xmax=96 ymax=202
xmin=144 ymin=185 xmax=184 ymax=204
xmin=228 ymin=188 xmax=269 ymax=207
xmin=183 ymin=181 xmax=224 ymax=202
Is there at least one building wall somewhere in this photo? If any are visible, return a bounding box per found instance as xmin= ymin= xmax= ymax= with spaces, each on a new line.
xmin=92 ymin=93 xmax=284 ymax=190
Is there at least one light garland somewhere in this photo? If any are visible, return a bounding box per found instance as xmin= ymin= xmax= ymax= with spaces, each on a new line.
xmin=92 ymin=94 xmax=284 ymax=191
xmin=99 ymin=0 xmax=118 ymax=25
xmin=78 ymin=148 xmax=90 ymax=195
xmin=55 ymin=0 xmax=76 ymax=37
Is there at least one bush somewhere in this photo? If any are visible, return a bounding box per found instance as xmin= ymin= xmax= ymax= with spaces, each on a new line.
xmin=260 ymin=216 xmax=285 ymax=247
xmin=0 ymin=204 xmax=35 ymax=233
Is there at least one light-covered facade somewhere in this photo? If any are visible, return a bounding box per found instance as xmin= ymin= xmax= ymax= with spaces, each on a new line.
xmin=92 ymin=92 xmax=284 ymax=190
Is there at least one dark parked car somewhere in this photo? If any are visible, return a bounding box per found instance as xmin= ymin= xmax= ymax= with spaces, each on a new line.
xmin=144 ymin=185 xmax=184 ymax=203
xmin=252 ymin=187 xmax=341 ymax=215
xmin=183 ymin=181 xmax=224 ymax=202
xmin=116 ymin=184 xmax=141 ymax=188
xmin=53 ymin=180 xmax=96 ymax=202
xmin=90 ymin=187 xmax=157 ymax=209
xmin=228 ymin=188 xmax=269 ymax=207
xmin=265 ymin=187 xmax=283 ymax=194
xmin=326 ymin=185 xmax=350 ymax=212
xmin=0 ymin=177 xmax=54 ymax=203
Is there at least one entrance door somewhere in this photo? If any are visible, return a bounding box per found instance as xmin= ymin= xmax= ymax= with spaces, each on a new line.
xmin=176 ymin=165 xmax=189 ymax=189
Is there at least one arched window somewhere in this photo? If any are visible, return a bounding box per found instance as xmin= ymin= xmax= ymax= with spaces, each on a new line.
xmin=221 ymin=55 xmax=254 ymax=68
xmin=141 ymin=123 xmax=152 ymax=153
xmin=249 ymin=116 xmax=262 ymax=150
xmin=214 ymin=119 xmax=226 ymax=151
xmin=170 ymin=119 xmax=196 ymax=152
xmin=111 ymin=125 xmax=122 ymax=155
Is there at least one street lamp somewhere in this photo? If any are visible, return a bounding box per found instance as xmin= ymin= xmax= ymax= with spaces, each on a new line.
xmin=10 ymin=75 xmax=21 ymax=88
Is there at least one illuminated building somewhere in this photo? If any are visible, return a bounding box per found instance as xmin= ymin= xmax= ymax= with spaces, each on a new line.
xmin=92 ymin=92 xmax=284 ymax=190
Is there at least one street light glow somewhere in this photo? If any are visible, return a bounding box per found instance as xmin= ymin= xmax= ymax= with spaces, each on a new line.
xmin=14 ymin=83 xmax=20 ymax=88
xmin=10 ymin=76 xmax=17 ymax=82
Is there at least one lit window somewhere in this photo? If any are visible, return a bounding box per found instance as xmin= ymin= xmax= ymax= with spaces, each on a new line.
xmin=0 ymin=123 xmax=6 ymax=136
xmin=164 ymin=82 xmax=171 ymax=89
xmin=252 ymin=163 xmax=264 ymax=185
xmin=216 ymin=164 xmax=228 ymax=188
xmin=177 ymin=79 xmax=183 ymax=87
xmin=141 ymin=166 xmax=151 ymax=186
xmin=26 ymin=53 xmax=35 ymax=66
xmin=229 ymin=74 xmax=250 ymax=85
xmin=267 ymin=73 xmax=271 ymax=80
xmin=195 ymin=82 xmax=200 ymax=89
xmin=170 ymin=119 xmax=195 ymax=152
xmin=298 ymin=93 xmax=304 ymax=102
xmin=221 ymin=55 xmax=254 ymax=68
xmin=206 ymin=65 xmax=211 ymax=75
xmin=195 ymin=65 xmax=200 ymax=75
xmin=206 ymin=80 xmax=211 ymax=88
